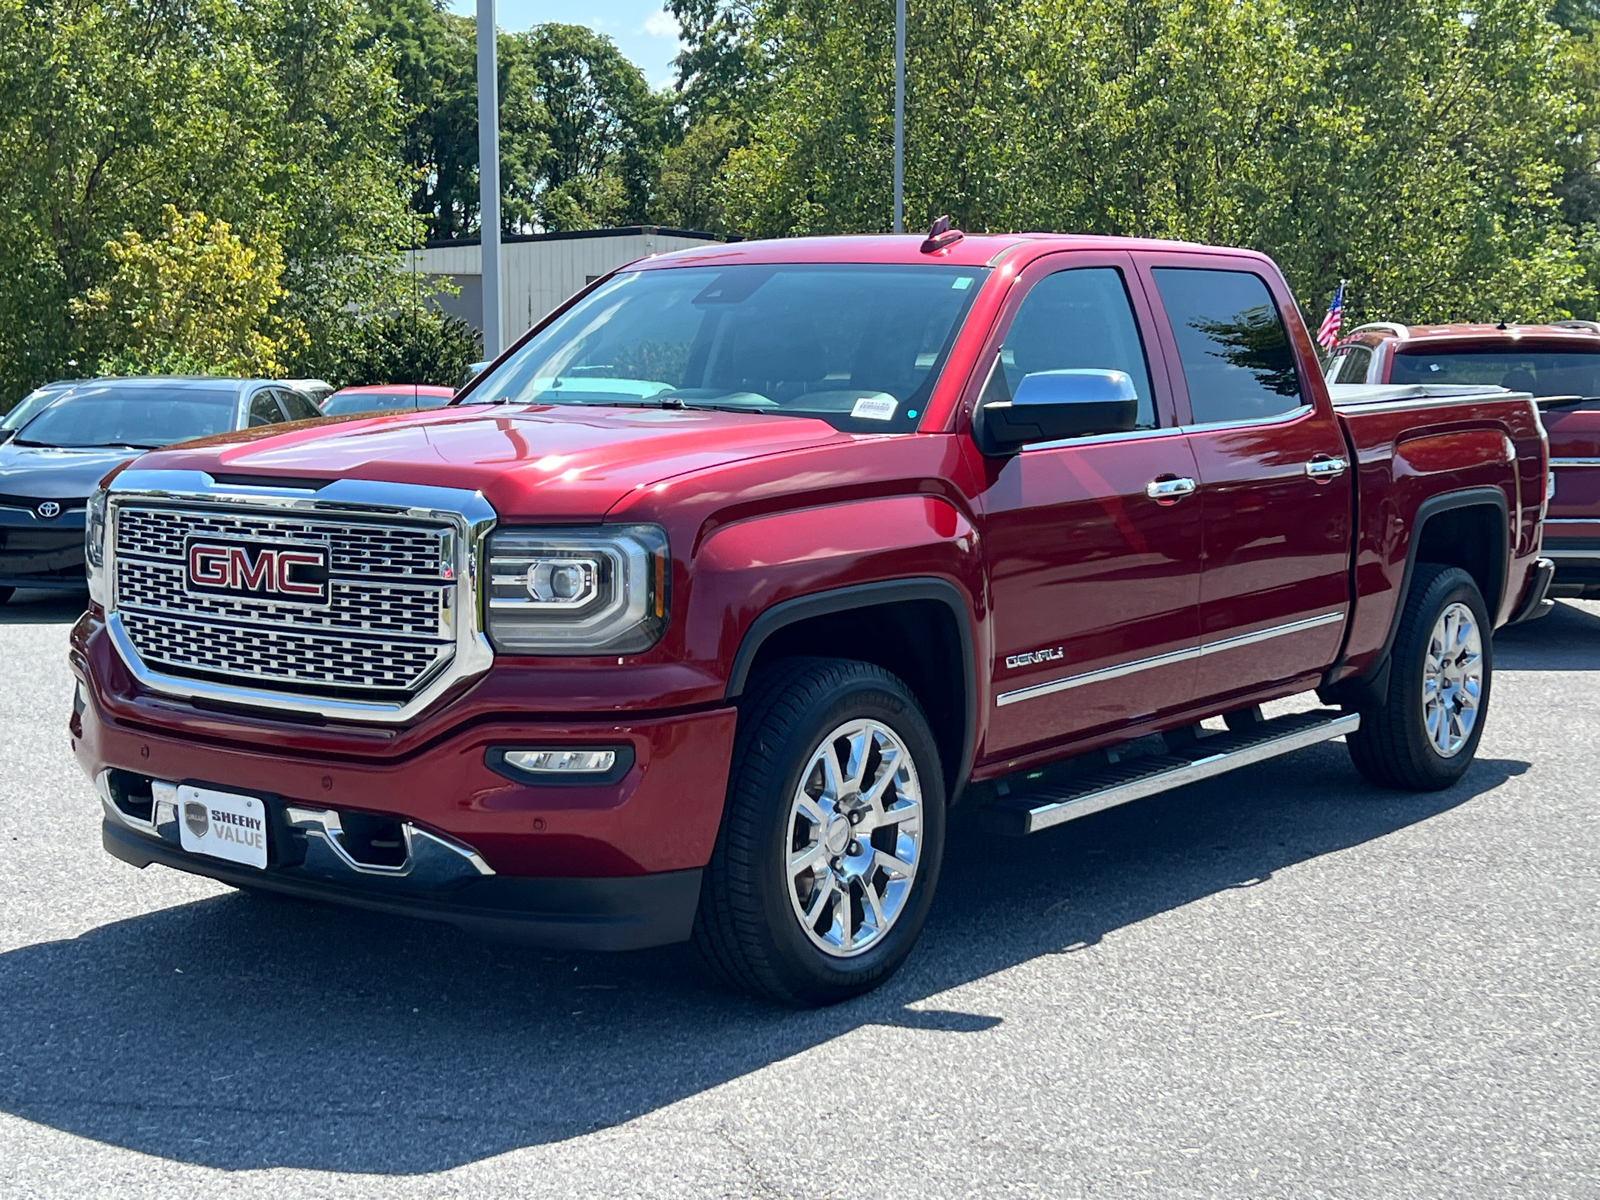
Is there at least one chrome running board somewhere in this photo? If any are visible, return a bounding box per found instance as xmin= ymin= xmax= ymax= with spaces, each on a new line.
xmin=979 ymin=709 xmax=1361 ymax=837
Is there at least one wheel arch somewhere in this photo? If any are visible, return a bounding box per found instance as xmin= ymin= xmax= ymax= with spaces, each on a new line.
xmin=1335 ymin=486 xmax=1508 ymax=703
xmin=726 ymin=579 xmax=978 ymax=802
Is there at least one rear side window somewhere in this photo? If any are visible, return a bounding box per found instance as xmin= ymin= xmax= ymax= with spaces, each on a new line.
xmin=990 ymin=267 xmax=1156 ymax=429
xmin=247 ymin=390 xmax=286 ymax=426
xmin=276 ymin=388 xmax=322 ymax=422
xmin=1152 ymin=268 xmax=1304 ymax=424
xmin=1334 ymin=345 xmax=1373 ymax=384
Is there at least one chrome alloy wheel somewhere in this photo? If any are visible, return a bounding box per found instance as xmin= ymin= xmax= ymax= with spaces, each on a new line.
xmin=1422 ymin=601 xmax=1484 ymax=757
xmin=785 ymin=718 xmax=923 ymax=958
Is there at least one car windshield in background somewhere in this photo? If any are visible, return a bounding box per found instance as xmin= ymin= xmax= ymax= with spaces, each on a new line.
xmin=1 ymin=388 xmax=65 ymax=433
xmin=471 ymin=263 xmax=989 ymax=431
xmin=1390 ymin=349 xmax=1600 ymax=397
xmin=12 ymin=386 xmax=237 ymax=448
xmin=322 ymin=392 xmax=416 ymax=416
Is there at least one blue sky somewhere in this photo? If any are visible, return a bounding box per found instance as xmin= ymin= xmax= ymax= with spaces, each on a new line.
xmin=446 ymin=0 xmax=685 ymax=90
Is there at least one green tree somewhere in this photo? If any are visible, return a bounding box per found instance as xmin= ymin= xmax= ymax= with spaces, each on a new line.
xmin=0 ymin=0 xmax=418 ymax=405
xmin=71 ymin=206 xmax=293 ymax=377
xmin=702 ymin=0 xmax=1588 ymax=324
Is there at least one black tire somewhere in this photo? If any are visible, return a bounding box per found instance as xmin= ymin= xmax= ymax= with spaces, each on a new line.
xmin=694 ymin=658 xmax=947 ymax=1006
xmin=1347 ymin=564 xmax=1492 ymax=791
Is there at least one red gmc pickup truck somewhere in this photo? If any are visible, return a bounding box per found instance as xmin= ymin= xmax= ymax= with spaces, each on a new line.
xmin=71 ymin=232 xmax=1552 ymax=1005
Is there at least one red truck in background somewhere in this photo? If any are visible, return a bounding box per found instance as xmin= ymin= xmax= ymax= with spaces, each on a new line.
xmin=1327 ymin=320 xmax=1598 ymax=598
xmin=71 ymin=233 xmax=1551 ymax=1005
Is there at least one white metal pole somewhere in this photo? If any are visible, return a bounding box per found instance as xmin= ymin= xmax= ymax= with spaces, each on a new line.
xmin=477 ymin=0 xmax=502 ymax=358
xmin=893 ymin=0 xmax=904 ymax=234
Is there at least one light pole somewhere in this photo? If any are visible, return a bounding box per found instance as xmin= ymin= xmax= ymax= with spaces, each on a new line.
xmin=893 ymin=0 xmax=904 ymax=234
xmin=477 ymin=0 xmax=502 ymax=359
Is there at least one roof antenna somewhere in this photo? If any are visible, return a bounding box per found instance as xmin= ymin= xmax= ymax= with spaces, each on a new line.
xmin=1495 ymin=318 xmax=1508 ymax=330
xmin=920 ymin=215 xmax=964 ymax=254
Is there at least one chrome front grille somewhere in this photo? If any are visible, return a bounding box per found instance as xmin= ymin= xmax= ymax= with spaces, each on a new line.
xmin=116 ymin=507 xmax=444 ymax=577
xmin=111 ymin=501 xmax=458 ymax=698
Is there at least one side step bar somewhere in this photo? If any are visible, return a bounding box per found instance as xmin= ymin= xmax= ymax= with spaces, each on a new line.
xmin=978 ymin=709 xmax=1361 ymax=837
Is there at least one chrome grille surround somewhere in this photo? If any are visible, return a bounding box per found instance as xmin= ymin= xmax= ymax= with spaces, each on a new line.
xmin=103 ymin=470 xmax=496 ymax=722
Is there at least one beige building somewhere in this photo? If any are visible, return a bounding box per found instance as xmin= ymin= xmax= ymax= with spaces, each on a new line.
xmin=406 ymin=226 xmax=722 ymax=351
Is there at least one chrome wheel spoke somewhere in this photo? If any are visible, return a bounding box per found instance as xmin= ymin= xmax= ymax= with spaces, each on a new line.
xmin=790 ymin=841 xmax=827 ymax=876
xmin=785 ymin=717 xmax=922 ymax=959
xmin=1420 ymin=601 xmax=1484 ymax=758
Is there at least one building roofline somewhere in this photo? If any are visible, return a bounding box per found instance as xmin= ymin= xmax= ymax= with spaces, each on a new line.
xmin=420 ymin=225 xmax=727 ymax=250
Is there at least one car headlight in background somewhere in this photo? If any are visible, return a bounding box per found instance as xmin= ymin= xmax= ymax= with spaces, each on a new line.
xmin=484 ymin=525 xmax=668 ymax=654
xmin=85 ymin=487 xmax=109 ymax=607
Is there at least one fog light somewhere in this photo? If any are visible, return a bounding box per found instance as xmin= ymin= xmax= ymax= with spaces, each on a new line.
xmin=505 ymin=749 xmax=616 ymax=774
xmin=486 ymin=745 xmax=634 ymax=786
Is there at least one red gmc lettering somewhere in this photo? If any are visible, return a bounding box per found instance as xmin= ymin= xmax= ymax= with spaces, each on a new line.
xmin=187 ymin=544 xmax=232 ymax=587
xmin=187 ymin=544 xmax=322 ymax=596
xmin=274 ymin=551 xmax=325 ymax=598
xmin=230 ymin=546 xmax=275 ymax=592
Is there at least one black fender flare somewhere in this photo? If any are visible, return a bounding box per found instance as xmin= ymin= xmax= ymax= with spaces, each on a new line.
xmin=725 ymin=577 xmax=979 ymax=800
xmin=1327 ymin=485 xmax=1508 ymax=702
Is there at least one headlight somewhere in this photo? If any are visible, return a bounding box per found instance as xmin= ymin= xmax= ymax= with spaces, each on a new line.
xmin=85 ymin=487 xmax=110 ymax=607
xmin=485 ymin=525 xmax=668 ymax=655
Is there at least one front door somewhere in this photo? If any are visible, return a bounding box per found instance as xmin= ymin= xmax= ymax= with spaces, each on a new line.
xmin=977 ymin=253 xmax=1204 ymax=760
xmin=1138 ymin=255 xmax=1353 ymax=703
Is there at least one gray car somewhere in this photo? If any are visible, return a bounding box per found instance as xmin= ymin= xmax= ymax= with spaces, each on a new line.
xmin=0 ymin=377 xmax=324 ymax=602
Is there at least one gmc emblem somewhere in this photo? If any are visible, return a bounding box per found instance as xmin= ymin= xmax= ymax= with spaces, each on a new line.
xmin=184 ymin=537 xmax=331 ymax=606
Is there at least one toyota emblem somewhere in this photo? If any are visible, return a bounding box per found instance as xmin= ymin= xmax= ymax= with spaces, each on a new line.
xmin=35 ymin=501 xmax=61 ymax=519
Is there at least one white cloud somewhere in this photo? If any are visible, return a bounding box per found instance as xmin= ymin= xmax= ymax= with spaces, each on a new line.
xmin=641 ymin=9 xmax=678 ymax=37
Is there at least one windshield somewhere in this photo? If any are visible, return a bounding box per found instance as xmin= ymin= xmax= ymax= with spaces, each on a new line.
xmin=469 ymin=263 xmax=988 ymax=431
xmin=1390 ymin=349 xmax=1600 ymax=397
xmin=12 ymin=385 xmax=237 ymax=448
xmin=323 ymin=392 xmax=415 ymax=415
xmin=1 ymin=389 xmax=65 ymax=433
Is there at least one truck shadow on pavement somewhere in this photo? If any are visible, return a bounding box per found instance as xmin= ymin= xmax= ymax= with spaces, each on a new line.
xmin=0 ymin=742 xmax=1529 ymax=1173
xmin=1494 ymin=599 xmax=1600 ymax=670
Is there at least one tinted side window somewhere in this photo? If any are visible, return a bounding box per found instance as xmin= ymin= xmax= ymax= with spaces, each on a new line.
xmin=1151 ymin=268 xmax=1304 ymax=424
xmin=247 ymin=390 xmax=286 ymax=427
xmin=990 ymin=267 xmax=1156 ymax=430
xmin=276 ymin=388 xmax=322 ymax=421
xmin=1334 ymin=346 xmax=1372 ymax=384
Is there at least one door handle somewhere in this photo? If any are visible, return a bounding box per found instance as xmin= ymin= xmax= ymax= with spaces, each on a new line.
xmin=1146 ymin=476 xmax=1197 ymax=503
xmin=1305 ymin=456 xmax=1349 ymax=481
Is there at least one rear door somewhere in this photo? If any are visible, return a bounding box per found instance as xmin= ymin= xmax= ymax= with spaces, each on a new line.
xmin=975 ymin=251 xmax=1203 ymax=758
xmin=1136 ymin=254 xmax=1353 ymax=703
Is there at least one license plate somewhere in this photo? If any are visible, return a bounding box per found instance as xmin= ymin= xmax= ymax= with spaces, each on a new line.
xmin=177 ymin=786 xmax=268 ymax=870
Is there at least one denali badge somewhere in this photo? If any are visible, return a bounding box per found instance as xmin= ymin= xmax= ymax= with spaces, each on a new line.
xmin=1005 ymin=646 xmax=1064 ymax=670
xmin=184 ymin=537 xmax=331 ymax=606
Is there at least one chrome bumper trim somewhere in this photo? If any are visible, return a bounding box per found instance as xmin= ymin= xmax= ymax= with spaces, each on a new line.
xmin=100 ymin=770 xmax=495 ymax=887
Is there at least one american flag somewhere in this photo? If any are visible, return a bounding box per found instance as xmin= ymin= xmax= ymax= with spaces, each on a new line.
xmin=1317 ymin=280 xmax=1346 ymax=350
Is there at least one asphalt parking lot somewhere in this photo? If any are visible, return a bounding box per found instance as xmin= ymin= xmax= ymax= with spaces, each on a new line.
xmin=1 ymin=591 xmax=1596 ymax=1198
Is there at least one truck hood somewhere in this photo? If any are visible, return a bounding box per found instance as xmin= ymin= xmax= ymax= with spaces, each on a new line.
xmin=134 ymin=403 xmax=853 ymax=519
xmin=0 ymin=440 xmax=135 ymax=501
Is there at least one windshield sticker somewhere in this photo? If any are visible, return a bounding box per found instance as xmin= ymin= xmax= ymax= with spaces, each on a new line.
xmin=953 ymin=276 xmax=974 ymax=290
xmin=851 ymin=395 xmax=898 ymax=421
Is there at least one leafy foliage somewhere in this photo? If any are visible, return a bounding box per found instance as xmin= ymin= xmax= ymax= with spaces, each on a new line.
xmin=0 ymin=0 xmax=419 ymax=407
xmin=693 ymin=0 xmax=1593 ymax=323
xmin=71 ymin=207 xmax=294 ymax=377
xmin=322 ymin=306 xmax=482 ymax=388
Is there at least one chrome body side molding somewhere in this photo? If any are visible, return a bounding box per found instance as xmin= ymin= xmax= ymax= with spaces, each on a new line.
xmin=995 ymin=611 xmax=1345 ymax=708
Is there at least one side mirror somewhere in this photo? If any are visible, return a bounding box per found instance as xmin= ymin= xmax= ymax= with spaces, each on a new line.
xmin=977 ymin=369 xmax=1140 ymax=454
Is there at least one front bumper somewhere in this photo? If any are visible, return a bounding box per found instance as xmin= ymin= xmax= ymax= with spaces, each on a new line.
xmin=101 ymin=815 xmax=702 ymax=951
xmin=0 ymin=505 xmax=85 ymax=589
xmin=73 ymin=645 xmax=739 ymax=950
